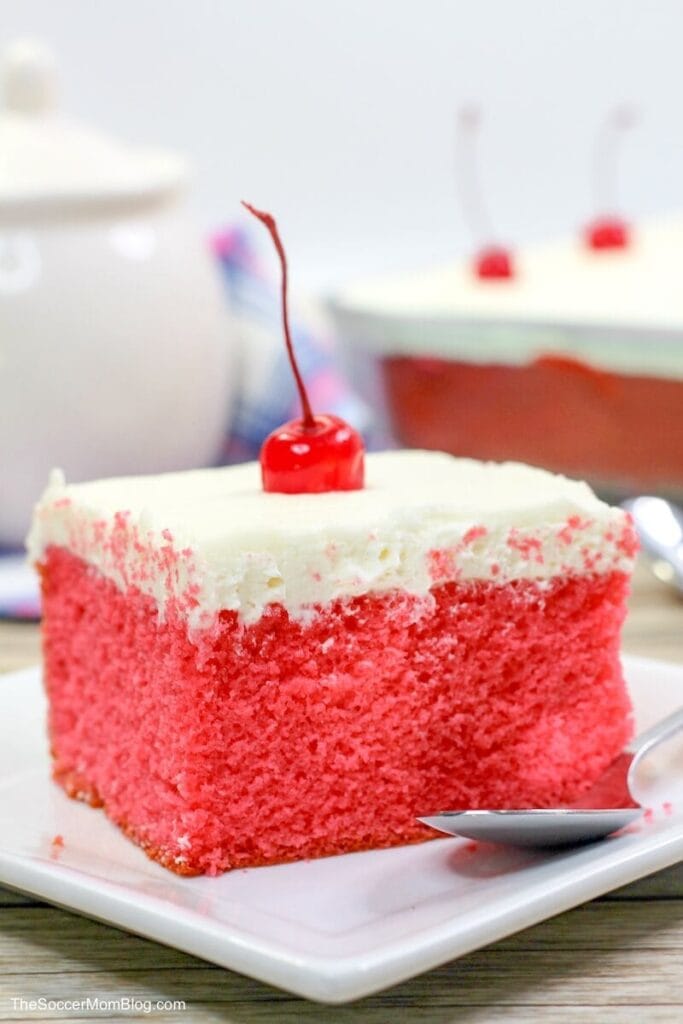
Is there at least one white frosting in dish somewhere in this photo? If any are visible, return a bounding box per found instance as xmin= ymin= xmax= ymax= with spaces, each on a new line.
xmin=331 ymin=217 xmax=683 ymax=378
xmin=27 ymin=451 xmax=635 ymax=628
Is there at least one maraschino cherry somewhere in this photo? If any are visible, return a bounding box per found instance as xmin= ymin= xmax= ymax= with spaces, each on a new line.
xmin=456 ymin=107 xmax=515 ymax=281
xmin=584 ymin=106 xmax=636 ymax=252
xmin=585 ymin=217 xmax=630 ymax=250
xmin=475 ymin=245 xmax=514 ymax=280
xmin=242 ymin=201 xmax=364 ymax=494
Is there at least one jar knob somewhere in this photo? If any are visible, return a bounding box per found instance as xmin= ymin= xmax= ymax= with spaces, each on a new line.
xmin=2 ymin=39 xmax=58 ymax=115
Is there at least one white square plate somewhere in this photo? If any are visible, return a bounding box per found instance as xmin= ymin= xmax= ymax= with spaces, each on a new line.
xmin=0 ymin=655 xmax=682 ymax=1004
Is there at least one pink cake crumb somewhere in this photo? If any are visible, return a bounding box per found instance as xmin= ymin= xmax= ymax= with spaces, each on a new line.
xmin=507 ymin=529 xmax=544 ymax=562
xmin=49 ymin=834 xmax=65 ymax=861
xmin=463 ymin=526 xmax=487 ymax=545
xmin=40 ymin=546 xmax=633 ymax=877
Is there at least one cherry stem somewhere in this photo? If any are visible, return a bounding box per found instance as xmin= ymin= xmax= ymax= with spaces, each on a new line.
xmin=593 ymin=104 xmax=636 ymax=216
xmin=456 ymin=106 xmax=494 ymax=247
xmin=242 ymin=200 xmax=316 ymax=429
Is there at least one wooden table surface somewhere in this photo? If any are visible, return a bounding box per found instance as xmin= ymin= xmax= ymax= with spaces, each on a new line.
xmin=0 ymin=558 xmax=681 ymax=1023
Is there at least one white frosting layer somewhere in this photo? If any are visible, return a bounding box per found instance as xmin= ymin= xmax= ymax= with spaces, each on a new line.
xmin=331 ymin=217 xmax=683 ymax=378
xmin=27 ymin=451 xmax=636 ymax=628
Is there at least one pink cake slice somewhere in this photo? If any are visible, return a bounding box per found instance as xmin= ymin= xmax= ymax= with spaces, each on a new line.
xmin=28 ymin=451 xmax=637 ymax=876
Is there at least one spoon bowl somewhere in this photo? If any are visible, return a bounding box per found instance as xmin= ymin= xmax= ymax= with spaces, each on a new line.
xmin=418 ymin=808 xmax=642 ymax=847
xmin=419 ymin=705 xmax=683 ymax=848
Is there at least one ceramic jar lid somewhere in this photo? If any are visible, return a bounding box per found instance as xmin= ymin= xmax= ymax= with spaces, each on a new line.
xmin=0 ymin=39 xmax=188 ymax=217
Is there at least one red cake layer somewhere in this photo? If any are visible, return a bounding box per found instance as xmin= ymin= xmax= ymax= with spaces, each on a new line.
xmin=41 ymin=546 xmax=633 ymax=876
xmin=382 ymin=354 xmax=683 ymax=492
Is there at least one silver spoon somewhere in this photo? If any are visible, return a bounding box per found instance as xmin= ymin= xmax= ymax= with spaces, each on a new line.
xmin=622 ymin=496 xmax=683 ymax=593
xmin=418 ymin=705 xmax=683 ymax=847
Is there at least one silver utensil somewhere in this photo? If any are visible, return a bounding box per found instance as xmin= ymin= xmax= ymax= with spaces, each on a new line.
xmin=622 ymin=496 xmax=683 ymax=593
xmin=418 ymin=705 xmax=683 ymax=847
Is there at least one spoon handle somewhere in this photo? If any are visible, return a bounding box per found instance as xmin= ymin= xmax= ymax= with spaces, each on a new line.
xmin=626 ymin=705 xmax=683 ymax=757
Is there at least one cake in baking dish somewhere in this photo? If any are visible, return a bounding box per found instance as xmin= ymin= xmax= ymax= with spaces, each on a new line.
xmin=28 ymin=450 xmax=637 ymax=876
xmin=330 ymin=216 xmax=683 ymax=494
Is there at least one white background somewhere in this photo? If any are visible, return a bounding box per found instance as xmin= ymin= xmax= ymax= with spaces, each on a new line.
xmin=3 ymin=1 xmax=683 ymax=289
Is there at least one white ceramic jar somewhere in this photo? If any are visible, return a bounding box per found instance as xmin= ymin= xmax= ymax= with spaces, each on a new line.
xmin=0 ymin=41 xmax=237 ymax=545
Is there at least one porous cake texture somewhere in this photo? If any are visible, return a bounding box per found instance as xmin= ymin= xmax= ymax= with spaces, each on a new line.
xmin=29 ymin=452 xmax=637 ymax=876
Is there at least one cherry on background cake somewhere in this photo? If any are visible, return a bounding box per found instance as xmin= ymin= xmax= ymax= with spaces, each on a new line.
xmin=29 ymin=203 xmax=637 ymax=877
xmin=330 ymin=216 xmax=683 ymax=495
xmin=30 ymin=452 xmax=636 ymax=875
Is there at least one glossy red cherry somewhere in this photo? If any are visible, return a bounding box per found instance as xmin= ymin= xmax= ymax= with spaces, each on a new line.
xmin=584 ymin=216 xmax=630 ymax=250
xmin=242 ymin=201 xmax=365 ymax=494
xmin=475 ymin=244 xmax=515 ymax=280
xmin=261 ymin=413 xmax=364 ymax=493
